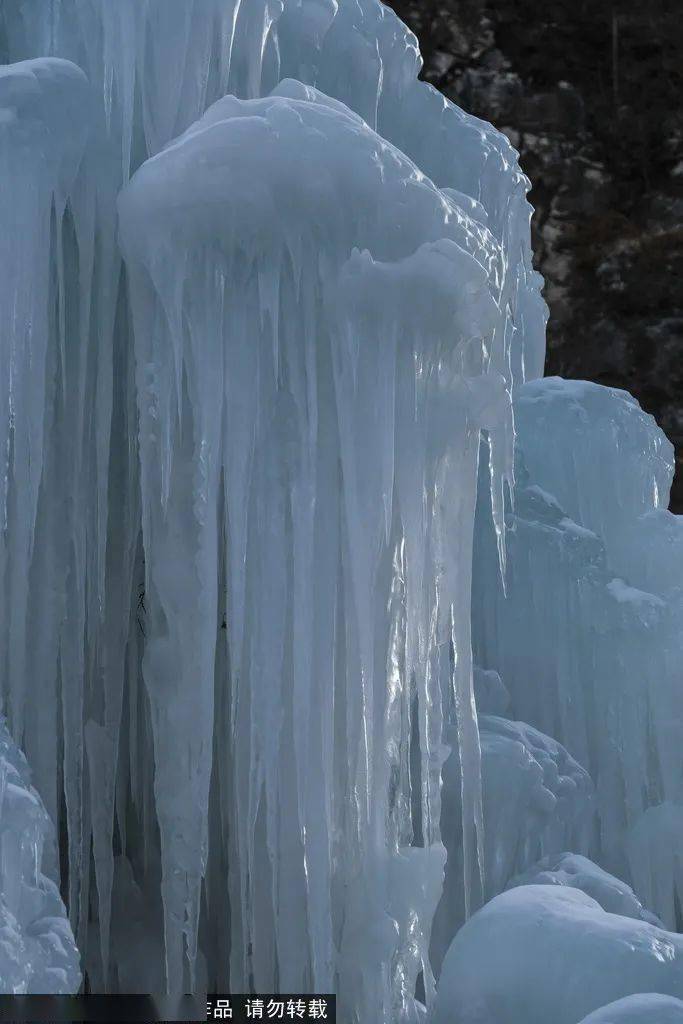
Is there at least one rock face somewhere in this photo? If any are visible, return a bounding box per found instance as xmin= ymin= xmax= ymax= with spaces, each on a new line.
xmin=386 ymin=0 xmax=683 ymax=510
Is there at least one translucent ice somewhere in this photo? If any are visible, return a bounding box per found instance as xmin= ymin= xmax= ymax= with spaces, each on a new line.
xmin=116 ymin=80 xmax=511 ymax=1011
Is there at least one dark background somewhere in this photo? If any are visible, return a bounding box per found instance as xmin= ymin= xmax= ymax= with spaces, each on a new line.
xmin=385 ymin=0 xmax=683 ymax=511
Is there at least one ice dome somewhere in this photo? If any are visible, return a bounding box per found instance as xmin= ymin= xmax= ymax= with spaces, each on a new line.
xmin=434 ymin=886 xmax=683 ymax=1024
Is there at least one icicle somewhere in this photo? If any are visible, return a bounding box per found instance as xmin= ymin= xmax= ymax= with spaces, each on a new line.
xmin=1 ymin=2 xmax=540 ymax=1010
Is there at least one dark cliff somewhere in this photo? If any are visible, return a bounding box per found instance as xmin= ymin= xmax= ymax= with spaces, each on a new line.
xmin=387 ymin=0 xmax=683 ymax=510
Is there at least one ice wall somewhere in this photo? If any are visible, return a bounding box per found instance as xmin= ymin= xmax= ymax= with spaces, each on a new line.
xmin=473 ymin=378 xmax=682 ymax=925
xmin=0 ymin=0 xmax=547 ymax=1016
xmin=117 ymin=82 xmax=508 ymax=1015
xmin=1 ymin=0 xmax=681 ymax=1018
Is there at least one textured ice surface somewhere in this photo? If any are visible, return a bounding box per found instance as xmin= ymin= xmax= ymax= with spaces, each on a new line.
xmin=0 ymin=0 xmax=680 ymax=1017
xmin=0 ymin=55 xmax=92 ymax=765
xmin=508 ymin=852 xmax=662 ymax=925
xmin=431 ymin=715 xmax=593 ymax=974
xmin=1 ymin=0 xmax=547 ymax=387
xmin=472 ymin=665 xmax=510 ymax=715
xmin=578 ymin=995 xmax=683 ymax=1024
xmin=0 ymin=720 xmax=80 ymax=993
xmin=117 ymin=81 xmax=509 ymax=1010
xmin=513 ymin=378 xmax=674 ymax=546
xmin=434 ymin=886 xmax=683 ymax=1024
xmin=0 ymin=0 xmax=549 ymax=1014
xmin=473 ymin=379 xmax=683 ymax=909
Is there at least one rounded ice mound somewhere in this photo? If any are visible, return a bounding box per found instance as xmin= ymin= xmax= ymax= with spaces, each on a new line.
xmin=118 ymin=84 xmax=501 ymax=273
xmin=578 ymin=995 xmax=683 ymax=1023
xmin=431 ymin=717 xmax=593 ymax=976
xmin=432 ymin=885 xmax=683 ymax=1024
xmin=0 ymin=720 xmax=80 ymax=993
xmin=118 ymin=83 xmax=505 ymax=374
xmin=0 ymin=57 xmax=92 ymax=189
xmin=507 ymin=852 xmax=662 ymax=925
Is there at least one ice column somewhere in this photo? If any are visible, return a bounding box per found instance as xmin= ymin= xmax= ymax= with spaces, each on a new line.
xmin=118 ymin=85 xmax=507 ymax=1016
xmin=0 ymin=0 xmax=547 ymax=1006
xmin=473 ymin=378 xmax=682 ymax=912
xmin=0 ymin=718 xmax=80 ymax=993
xmin=0 ymin=53 xmax=127 ymax=980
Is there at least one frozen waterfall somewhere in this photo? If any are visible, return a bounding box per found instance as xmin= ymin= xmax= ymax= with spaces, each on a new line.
xmin=0 ymin=1 xmax=681 ymax=1022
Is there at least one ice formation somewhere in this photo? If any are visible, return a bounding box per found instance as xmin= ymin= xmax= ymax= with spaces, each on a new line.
xmin=0 ymin=0 xmax=546 ymax=1013
xmin=0 ymin=0 xmax=681 ymax=1020
xmin=507 ymin=852 xmax=662 ymax=926
xmin=0 ymin=720 xmax=80 ymax=993
xmin=116 ymin=79 xmax=511 ymax=1007
xmin=430 ymin=716 xmax=593 ymax=973
xmin=473 ymin=380 xmax=679 ymax=866
xmin=578 ymin=995 xmax=683 ymax=1024
xmin=433 ymin=886 xmax=683 ymax=1024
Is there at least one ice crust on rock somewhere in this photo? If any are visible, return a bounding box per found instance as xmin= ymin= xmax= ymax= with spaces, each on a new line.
xmin=433 ymin=885 xmax=683 ymax=1024
xmin=0 ymin=720 xmax=80 ymax=993
xmin=578 ymin=995 xmax=683 ymax=1024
